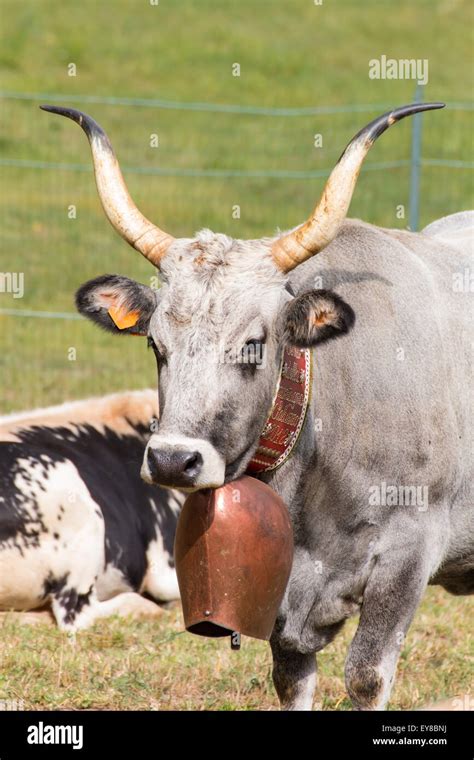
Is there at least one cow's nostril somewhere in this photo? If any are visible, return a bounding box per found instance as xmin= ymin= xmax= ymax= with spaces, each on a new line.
xmin=183 ymin=451 xmax=203 ymax=476
xmin=147 ymin=447 xmax=159 ymax=478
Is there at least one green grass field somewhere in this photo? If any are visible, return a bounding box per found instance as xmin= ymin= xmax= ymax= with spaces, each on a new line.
xmin=0 ymin=0 xmax=472 ymax=711
xmin=0 ymin=0 xmax=472 ymax=410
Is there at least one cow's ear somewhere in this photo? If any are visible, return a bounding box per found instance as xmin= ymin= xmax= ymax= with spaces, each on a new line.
xmin=284 ymin=289 xmax=355 ymax=347
xmin=75 ymin=274 xmax=157 ymax=336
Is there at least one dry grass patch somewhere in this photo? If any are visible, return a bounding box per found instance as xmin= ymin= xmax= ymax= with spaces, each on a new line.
xmin=0 ymin=587 xmax=471 ymax=710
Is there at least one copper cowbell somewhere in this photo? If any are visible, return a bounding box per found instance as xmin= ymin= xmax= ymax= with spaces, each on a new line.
xmin=174 ymin=475 xmax=294 ymax=642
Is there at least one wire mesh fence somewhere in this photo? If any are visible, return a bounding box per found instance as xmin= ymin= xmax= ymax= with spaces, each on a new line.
xmin=0 ymin=91 xmax=472 ymax=412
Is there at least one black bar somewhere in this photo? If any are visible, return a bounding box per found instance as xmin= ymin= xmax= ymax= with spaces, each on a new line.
xmin=0 ymin=710 xmax=470 ymax=757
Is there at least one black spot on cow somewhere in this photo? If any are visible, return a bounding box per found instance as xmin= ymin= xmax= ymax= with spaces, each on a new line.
xmin=58 ymin=584 xmax=94 ymax=625
xmin=42 ymin=572 xmax=69 ymax=599
xmin=0 ymin=446 xmax=51 ymax=549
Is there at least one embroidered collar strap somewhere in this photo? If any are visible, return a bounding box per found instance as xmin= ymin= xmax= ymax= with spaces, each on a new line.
xmin=246 ymin=346 xmax=311 ymax=474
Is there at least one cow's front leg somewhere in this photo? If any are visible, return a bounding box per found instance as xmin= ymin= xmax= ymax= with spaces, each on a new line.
xmin=270 ymin=635 xmax=316 ymax=710
xmin=345 ymin=550 xmax=430 ymax=710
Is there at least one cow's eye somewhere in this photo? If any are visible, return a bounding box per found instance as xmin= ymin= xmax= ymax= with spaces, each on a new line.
xmin=242 ymin=338 xmax=265 ymax=365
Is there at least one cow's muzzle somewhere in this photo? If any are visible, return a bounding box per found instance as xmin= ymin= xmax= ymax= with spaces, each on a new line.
xmin=147 ymin=447 xmax=203 ymax=489
xmin=141 ymin=435 xmax=226 ymax=492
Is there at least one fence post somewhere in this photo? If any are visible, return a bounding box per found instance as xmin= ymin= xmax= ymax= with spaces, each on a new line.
xmin=409 ymin=84 xmax=424 ymax=231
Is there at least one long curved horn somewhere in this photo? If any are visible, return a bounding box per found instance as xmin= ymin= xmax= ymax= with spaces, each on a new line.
xmin=272 ymin=102 xmax=445 ymax=272
xmin=40 ymin=105 xmax=174 ymax=266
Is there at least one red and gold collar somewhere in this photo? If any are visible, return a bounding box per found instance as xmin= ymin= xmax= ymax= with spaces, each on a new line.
xmin=246 ymin=346 xmax=311 ymax=474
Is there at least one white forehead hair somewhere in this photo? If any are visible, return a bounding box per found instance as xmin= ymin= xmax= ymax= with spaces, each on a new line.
xmin=160 ymin=229 xmax=285 ymax=291
xmin=152 ymin=230 xmax=288 ymax=345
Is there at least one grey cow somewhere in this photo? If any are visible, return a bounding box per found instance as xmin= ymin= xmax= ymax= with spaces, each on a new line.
xmin=41 ymin=101 xmax=473 ymax=709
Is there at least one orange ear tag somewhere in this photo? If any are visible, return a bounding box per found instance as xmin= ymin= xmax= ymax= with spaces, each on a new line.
xmin=108 ymin=305 xmax=140 ymax=330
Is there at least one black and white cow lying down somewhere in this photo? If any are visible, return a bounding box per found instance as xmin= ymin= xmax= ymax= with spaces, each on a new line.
xmin=0 ymin=390 xmax=181 ymax=630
